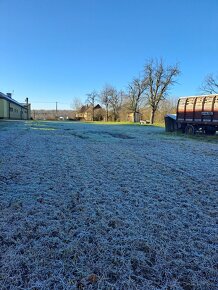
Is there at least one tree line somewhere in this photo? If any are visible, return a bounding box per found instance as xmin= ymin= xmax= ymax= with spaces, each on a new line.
xmin=73 ymin=58 xmax=180 ymax=124
xmin=73 ymin=57 xmax=218 ymax=124
xmin=31 ymin=68 xmax=217 ymax=122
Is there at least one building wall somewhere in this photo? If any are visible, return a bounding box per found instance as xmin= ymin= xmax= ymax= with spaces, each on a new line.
xmin=0 ymin=99 xmax=9 ymax=118
xmin=9 ymin=102 xmax=28 ymax=119
xmin=0 ymin=99 xmax=29 ymax=120
xmin=127 ymin=112 xmax=141 ymax=122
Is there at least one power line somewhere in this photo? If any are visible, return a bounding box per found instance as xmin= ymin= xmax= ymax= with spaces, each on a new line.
xmin=31 ymin=101 xmax=70 ymax=105
xmin=30 ymin=101 xmax=57 ymax=104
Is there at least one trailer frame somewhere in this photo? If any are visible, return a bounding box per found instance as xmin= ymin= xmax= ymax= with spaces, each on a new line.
xmin=165 ymin=94 xmax=218 ymax=135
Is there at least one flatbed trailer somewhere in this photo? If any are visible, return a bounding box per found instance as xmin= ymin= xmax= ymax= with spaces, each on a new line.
xmin=165 ymin=94 xmax=218 ymax=134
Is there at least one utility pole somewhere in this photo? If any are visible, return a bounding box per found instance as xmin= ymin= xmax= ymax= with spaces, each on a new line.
xmin=25 ymin=98 xmax=29 ymax=120
xmin=56 ymin=102 xmax=58 ymax=119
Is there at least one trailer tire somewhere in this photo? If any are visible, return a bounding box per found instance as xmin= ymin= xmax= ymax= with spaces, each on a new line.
xmin=205 ymin=129 xmax=216 ymax=135
xmin=185 ymin=124 xmax=195 ymax=135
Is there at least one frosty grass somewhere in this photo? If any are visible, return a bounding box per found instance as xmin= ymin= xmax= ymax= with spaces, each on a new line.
xmin=0 ymin=121 xmax=217 ymax=289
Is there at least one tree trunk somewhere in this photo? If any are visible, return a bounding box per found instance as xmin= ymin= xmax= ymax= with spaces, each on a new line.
xmin=150 ymin=108 xmax=155 ymax=124
xmin=106 ymin=105 xmax=109 ymax=122
xmin=114 ymin=112 xmax=117 ymax=122
xmin=133 ymin=110 xmax=138 ymax=123
xmin=133 ymin=112 xmax=136 ymax=123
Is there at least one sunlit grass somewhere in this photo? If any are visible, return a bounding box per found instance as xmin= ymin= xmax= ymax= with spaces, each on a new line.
xmin=29 ymin=119 xmax=165 ymax=128
xmin=85 ymin=121 xmax=138 ymax=125
xmin=31 ymin=127 xmax=56 ymax=131
xmin=84 ymin=121 xmax=165 ymax=127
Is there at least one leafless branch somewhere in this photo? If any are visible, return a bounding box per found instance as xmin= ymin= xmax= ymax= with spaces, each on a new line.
xmin=200 ymin=73 xmax=218 ymax=94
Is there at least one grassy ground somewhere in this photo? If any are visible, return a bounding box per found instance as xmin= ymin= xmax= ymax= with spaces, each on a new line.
xmin=164 ymin=130 xmax=218 ymax=144
xmin=29 ymin=120 xmax=165 ymax=127
xmin=84 ymin=121 xmax=165 ymax=127
xmin=0 ymin=121 xmax=217 ymax=289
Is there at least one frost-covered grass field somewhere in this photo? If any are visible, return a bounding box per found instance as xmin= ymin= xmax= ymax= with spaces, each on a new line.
xmin=0 ymin=121 xmax=217 ymax=290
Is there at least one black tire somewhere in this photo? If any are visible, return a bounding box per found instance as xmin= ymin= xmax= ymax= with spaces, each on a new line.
xmin=205 ymin=129 xmax=216 ymax=135
xmin=185 ymin=124 xmax=195 ymax=135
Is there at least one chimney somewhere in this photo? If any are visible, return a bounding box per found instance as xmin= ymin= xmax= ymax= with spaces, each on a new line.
xmin=7 ymin=93 xmax=12 ymax=98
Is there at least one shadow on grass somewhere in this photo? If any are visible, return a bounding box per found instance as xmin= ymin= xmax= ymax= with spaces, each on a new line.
xmin=163 ymin=131 xmax=218 ymax=143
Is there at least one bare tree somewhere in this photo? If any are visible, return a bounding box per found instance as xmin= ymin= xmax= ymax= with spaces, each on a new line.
xmin=144 ymin=59 xmax=180 ymax=124
xmin=109 ymin=88 xmax=123 ymax=121
xmin=127 ymin=77 xmax=148 ymax=122
xmin=100 ymin=85 xmax=114 ymax=121
xmin=200 ymin=73 xmax=218 ymax=94
xmin=86 ymin=90 xmax=98 ymax=121
xmin=71 ymin=97 xmax=82 ymax=111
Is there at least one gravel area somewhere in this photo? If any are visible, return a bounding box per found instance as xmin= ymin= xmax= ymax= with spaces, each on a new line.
xmin=0 ymin=121 xmax=217 ymax=290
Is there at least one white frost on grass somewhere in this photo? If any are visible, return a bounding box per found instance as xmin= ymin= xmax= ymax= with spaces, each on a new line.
xmin=0 ymin=121 xmax=217 ymax=289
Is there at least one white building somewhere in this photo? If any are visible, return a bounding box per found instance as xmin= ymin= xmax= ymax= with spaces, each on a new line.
xmin=0 ymin=92 xmax=31 ymax=120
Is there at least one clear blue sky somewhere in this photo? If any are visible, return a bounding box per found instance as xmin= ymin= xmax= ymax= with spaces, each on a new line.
xmin=0 ymin=0 xmax=218 ymax=109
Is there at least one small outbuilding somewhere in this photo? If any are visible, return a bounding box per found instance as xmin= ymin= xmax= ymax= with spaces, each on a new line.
xmin=165 ymin=114 xmax=177 ymax=132
xmin=127 ymin=112 xmax=141 ymax=122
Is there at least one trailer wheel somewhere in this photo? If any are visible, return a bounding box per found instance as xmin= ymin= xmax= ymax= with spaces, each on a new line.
xmin=205 ymin=129 xmax=216 ymax=135
xmin=185 ymin=125 xmax=195 ymax=135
